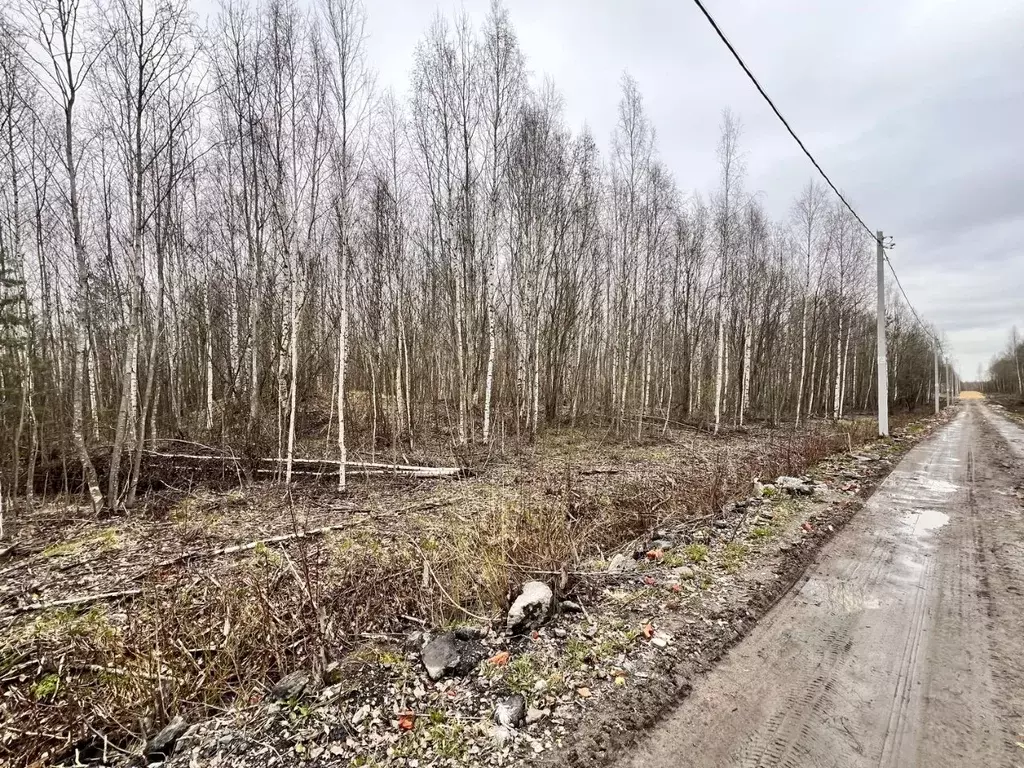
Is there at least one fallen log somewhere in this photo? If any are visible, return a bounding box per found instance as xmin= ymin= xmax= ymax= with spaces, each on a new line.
xmin=149 ymin=498 xmax=451 ymax=570
xmin=141 ymin=450 xmax=465 ymax=478
xmin=10 ymin=588 xmax=144 ymax=616
xmin=150 ymin=521 xmax=363 ymax=569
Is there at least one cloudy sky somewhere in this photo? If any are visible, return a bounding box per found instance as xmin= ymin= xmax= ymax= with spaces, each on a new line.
xmin=359 ymin=0 xmax=1022 ymax=379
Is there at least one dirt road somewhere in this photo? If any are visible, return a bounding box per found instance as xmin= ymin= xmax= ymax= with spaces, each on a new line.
xmin=618 ymin=401 xmax=1024 ymax=768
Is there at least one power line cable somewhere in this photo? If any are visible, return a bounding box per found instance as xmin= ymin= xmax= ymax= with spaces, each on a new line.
xmin=689 ymin=0 xmax=878 ymax=244
xmin=885 ymin=254 xmax=934 ymax=340
xmin=691 ymin=0 xmax=942 ymax=345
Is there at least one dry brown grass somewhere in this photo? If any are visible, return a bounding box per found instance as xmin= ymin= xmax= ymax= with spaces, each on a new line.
xmin=0 ymin=417 xmax=878 ymax=765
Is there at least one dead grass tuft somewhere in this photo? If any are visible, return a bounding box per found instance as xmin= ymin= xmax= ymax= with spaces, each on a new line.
xmin=0 ymin=417 xmax=879 ymax=765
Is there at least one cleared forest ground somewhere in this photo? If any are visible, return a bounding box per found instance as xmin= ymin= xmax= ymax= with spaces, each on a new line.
xmin=0 ymin=414 xmax=945 ymax=767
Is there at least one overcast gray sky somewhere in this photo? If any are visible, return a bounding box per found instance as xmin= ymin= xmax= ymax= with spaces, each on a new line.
xmin=362 ymin=0 xmax=1023 ymax=379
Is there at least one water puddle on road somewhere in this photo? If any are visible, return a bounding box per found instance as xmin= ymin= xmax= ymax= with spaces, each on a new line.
xmin=905 ymin=508 xmax=950 ymax=535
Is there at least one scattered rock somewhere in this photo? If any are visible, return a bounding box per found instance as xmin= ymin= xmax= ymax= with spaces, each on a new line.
xmin=673 ymin=566 xmax=696 ymax=580
xmin=146 ymin=716 xmax=189 ymax=759
xmin=454 ymin=625 xmax=486 ymax=641
xmin=647 ymin=538 xmax=675 ymax=551
xmin=507 ymin=581 xmax=553 ymax=633
xmin=525 ymin=707 xmax=549 ymax=725
xmin=351 ymin=704 xmax=370 ymax=726
xmin=404 ymin=630 xmax=427 ymax=649
xmin=493 ymin=694 xmax=527 ymax=729
xmin=270 ymin=670 xmax=311 ymax=700
xmin=173 ymin=722 xmax=201 ymax=755
xmin=490 ymin=724 xmax=514 ymax=745
xmin=608 ymin=553 xmax=636 ymax=573
xmin=777 ymin=476 xmax=815 ymax=495
xmin=560 ymin=599 xmax=584 ymax=613
xmin=420 ymin=632 xmax=487 ymax=681
xmin=713 ymin=519 xmax=729 ymax=530
xmin=651 ymin=630 xmax=672 ymax=649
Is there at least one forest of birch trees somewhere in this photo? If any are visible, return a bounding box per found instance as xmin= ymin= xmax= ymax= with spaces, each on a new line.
xmin=0 ymin=0 xmax=947 ymax=516
xmin=987 ymin=328 xmax=1023 ymax=395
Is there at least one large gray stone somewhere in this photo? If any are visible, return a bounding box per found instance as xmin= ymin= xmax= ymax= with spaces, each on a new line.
xmin=506 ymin=581 xmax=553 ymax=633
xmin=271 ymin=670 xmax=311 ymax=700
xmin=146 ymin=716 xmax=189 ymax=759
xmin=420 ymin=632 xmax=486 ymax=681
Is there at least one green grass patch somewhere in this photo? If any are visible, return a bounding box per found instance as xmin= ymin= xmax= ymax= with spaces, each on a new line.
xmin=684 ymin=543 xmax=709 ymax=563
xmin=722 ymin=542 xmax=748 ymax=573
xmin=30 ymin=673 xmax=60 ymax=700
xmin=42 ymin=527 xmax=120 ymax=559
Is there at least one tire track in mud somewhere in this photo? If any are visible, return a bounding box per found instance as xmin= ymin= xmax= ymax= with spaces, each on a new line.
xmin=970 ymin=405 xmax=1024 ymax=764
xmin=618 ymin=404 xmax=1023 ymax=768
xmin=737 ymin=629 xmax=854 ymax=767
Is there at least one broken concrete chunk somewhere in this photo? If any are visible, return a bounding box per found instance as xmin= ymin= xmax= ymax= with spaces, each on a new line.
xmin=506 ymin=581 xmax=553 ymax=633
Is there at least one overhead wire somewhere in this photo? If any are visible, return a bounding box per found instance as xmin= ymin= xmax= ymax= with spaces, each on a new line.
xmin=885 ymin=254 xmax=934 ymax=340
xmin=690 ymin=0 xmax=940 ymax=345
xmin=689 ymin=0 xmax=878 ymax=244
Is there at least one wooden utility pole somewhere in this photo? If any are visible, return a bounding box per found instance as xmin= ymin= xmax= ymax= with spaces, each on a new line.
xmin=876 ymin=231 xmax=888 ymax=437
xmin=933 ymin=338 xmax=940 ymax=414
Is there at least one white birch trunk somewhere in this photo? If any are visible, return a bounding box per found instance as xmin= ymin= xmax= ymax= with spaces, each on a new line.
xmin=740 ymin=316 xmax=752 ymax=426
xmin=87 ymin=334 xmax=100 ymax=441
xmin=531 ymin=332 xmax=540 ymax=437
xmin=713 ymin=309 xmax=725 ymax=434
xmin=482 ymin=244 xmax=496 ymax=442
xmin=796 ymin=296 xmax=808 ymax=425
xmin=832 ymin=315 xmax=844 ymax=420
xmin=807 ymin=336 xmax=819 ymax=418
xmin=284 ymin=263 xmax=298 ymax=485
xmin=205 ymin=287 xmax=214 ymax=431
xmin=638 ymin=331 xmax=652 ymax=439
xmin=337 ymin=235 xmax=349 ymax=491
xmin=838 ymin=323 xmax=851 ymax=418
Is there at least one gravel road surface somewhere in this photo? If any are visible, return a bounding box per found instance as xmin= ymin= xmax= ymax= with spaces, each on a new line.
xmin=618 ymin=401 xmax=1024 ymax=767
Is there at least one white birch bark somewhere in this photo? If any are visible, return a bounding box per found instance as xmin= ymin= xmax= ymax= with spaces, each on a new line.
xmin=336 ymin=229 xmax=349 ymax=491
xmin=206 ymin=286 xmax=214 ymax=431
xmin=713 ymin=309 xmax=725 ymax=433
xmin=832 ymin=315 xmax=844 ymax=420
xmin=740 ymin=316 xmax=752 ymax=426
xmin=284 ymin=258 xmax=299 ymax=485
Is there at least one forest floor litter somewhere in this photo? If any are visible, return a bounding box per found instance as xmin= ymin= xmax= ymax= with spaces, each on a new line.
xmin=0 ymin=413 xmax=954 ymax=767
